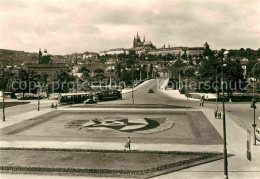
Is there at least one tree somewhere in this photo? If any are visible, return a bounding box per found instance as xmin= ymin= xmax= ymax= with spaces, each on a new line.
xmin=52 ymin=70 xmax=75 ymax=93
xmin=246 ymin=59 xmax=259 ymax=78
xmin=13 ymin=69 xmax=40 ymax=97
xmin=78 ymin=67 xmax=90 ymax=73
xmin=149 ymin=64 xmax=153 ymax=78
xmin=181 ymin=53 xmax=187 ymax=60
xmin=196 ymin=55 xmax=245 ymax=96
xmin=115 ymin=63 xmax=123 ymax=78
xmin=94 ymin=73 xmax=105 ymax=81
xmin=185 ymin=68 xmax=195 ymax=78
xmin=82 ymin=70 xmax=90 ymax=79
xmin=222 ymin=59 xmax=245 ymax=97
xmin=120 ymin=69 xmax=132 ymax=86
xmin=0 ymin=66 xmax=14 ymax=93
xmin=94 ymin=68 xmax=104 ymax=73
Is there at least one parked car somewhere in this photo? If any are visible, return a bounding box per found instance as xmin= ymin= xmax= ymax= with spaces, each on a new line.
xmin=84 ymin=98 xmax=97 ymax=104
xmin=148 ymin=89 xmax=154 ymax=93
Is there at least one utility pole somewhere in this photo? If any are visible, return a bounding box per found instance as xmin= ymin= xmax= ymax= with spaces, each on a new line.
xmin=140 ymin=69 xmax=141 ymax=82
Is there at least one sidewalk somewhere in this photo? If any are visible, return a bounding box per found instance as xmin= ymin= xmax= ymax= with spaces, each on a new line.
xmin=0 ymin=99 xmax=55 ymax=129
xmin=161 ymin=107 xmax=260 ymax=179
xmin=122 ymin=79 xmax=152 ymax=94
xmin=161 ymin=89 xmax=199 ymax=101
xmin=0 ymin=108 xmax=54 ymax=129
xmin=158 ymin=78 xmax=199 ymax=101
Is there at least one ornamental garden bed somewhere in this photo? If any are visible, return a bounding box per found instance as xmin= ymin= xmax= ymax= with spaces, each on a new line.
xmin=0 ymin=147 xmax=227 ymax=178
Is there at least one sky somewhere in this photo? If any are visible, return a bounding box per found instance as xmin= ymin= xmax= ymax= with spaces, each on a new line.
xmin=0 ymin=0 xmax=260 ymax=55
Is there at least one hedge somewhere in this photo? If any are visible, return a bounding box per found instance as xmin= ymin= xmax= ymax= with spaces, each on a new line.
xmin=0 ymin=147 xmax=221 ymax=156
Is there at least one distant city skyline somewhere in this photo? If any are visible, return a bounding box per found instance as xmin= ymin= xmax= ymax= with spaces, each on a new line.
xmin=0 ymin=0 xmax=260 ymax=55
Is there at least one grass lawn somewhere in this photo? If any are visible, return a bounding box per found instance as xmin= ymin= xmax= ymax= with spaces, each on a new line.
xmin=0 ymin=102 xmax=30 ymax=109
xmin=0 ymin=148 xmax=224 ymax=178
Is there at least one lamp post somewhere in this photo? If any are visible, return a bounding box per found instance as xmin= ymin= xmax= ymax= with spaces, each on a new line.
xmin=37 ymin=85 xmax=40 ymax=111
xmin=131 ymin=68 xmax=134 ymax=104
xmin=179 ymin=69 xmax=181 ymax=90
xmin=139 ymin=69 xmax=141 ymax=82
xmin=1 ymin=67 xmax=5 ymax=122
xmin=221 ymin=50 xmax=229 ymax=179
xmin=252 ymin=62 xmax=260 ymax=145
xmin=215 ymin=65 xmax=222 ymax=111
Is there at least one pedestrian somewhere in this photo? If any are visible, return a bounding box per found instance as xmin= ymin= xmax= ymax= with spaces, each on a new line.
xmin=124 ymin=137 xmax=131 ymax=151
xmin=229 ymin=98 xmax=232 ymax=103
xmin=214 ymin=109 xmax=217 ymax=119
xmin=51 ymin=103 xmax=54 ymax=108
xmin=218 ymin=110 xmax=221 ymax=119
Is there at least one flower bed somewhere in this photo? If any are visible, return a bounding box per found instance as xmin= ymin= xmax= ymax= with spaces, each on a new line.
xmin=0 ymin=147 xmax=224 ymax=177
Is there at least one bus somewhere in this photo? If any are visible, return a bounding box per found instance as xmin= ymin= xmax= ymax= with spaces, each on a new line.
xmin=58 ymin=92 xmax=93 ymax=105
xmin=58 ymin=90 xmax=122 ymax=105
xmin=94 ymin=89 xmax=122 ymax=101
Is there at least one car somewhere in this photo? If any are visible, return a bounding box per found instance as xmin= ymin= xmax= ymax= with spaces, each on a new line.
xmin=148 ymin=89 xmax=154 ymax=93
xmin=84 ymin=98 xmax=97 ymax=104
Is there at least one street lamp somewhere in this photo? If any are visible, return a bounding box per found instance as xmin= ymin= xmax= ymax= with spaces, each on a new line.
xmin=1 ymin=67 xmax=5 ymax=122
xmin=215 ymin=65 xmax=222 ymax=111
xmin=131 ymin=68 xmax=134 ymax=104
xmin=252 ymin=62 xmax=260 ymax=145
xmin=178 ymin=69 xmax=181 ymax=90
xmin=221 ymin=50 xmax=229 ymax=179
xmin=36 ymin=85 xmax=40 ymax=111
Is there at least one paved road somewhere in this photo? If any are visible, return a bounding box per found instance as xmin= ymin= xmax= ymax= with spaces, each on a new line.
xmin=102 ymin=79 xmax=260 ymax=134
xmin=0 ymin=99 xmax=55 ymax=120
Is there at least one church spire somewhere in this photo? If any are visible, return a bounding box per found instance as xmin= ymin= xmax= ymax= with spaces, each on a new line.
xmin=133 ymin=36 xmax=136 ymax=48
xmin=75 ymin=51 xmax=78 ymax=64
xmin=38 ymin=48 xmax=42 ymax=64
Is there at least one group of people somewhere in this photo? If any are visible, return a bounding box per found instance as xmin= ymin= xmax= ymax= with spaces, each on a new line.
xmin=199 ymin=96 xmax=205 ymax=106
xmin=51 ymin=103 xmax=58 ymax=109
xmin=214 ymin=108 xmax=222 ymax=119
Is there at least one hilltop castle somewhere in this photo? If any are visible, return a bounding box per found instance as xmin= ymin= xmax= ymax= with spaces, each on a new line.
xmin=133 ymin=32 xmax=155 ymax=49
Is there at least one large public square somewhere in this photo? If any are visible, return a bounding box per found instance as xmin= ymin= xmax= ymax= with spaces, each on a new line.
xmin=0 ymin=79 xmax=260 ymax=178
xmin=1 ymin=0 xmax=260 ymax=178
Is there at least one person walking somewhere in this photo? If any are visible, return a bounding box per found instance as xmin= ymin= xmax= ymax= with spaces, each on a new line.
xmin=124 ymin=137 xmax=131 ymax=151
xmin=214 ymin=108 xmax=218 ymax=119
